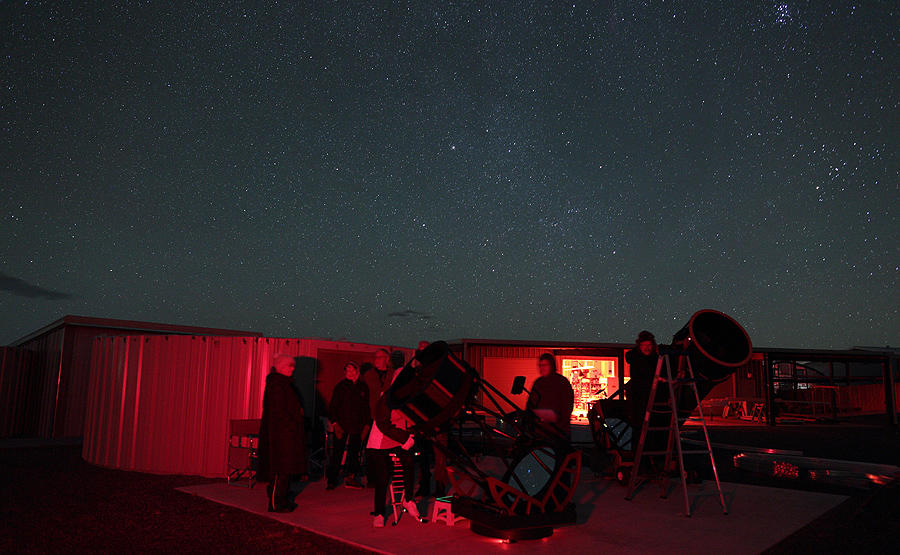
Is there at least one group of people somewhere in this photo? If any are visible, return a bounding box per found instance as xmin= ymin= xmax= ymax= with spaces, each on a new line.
xmin=256 ymin=340 xmax=602 ymax=526
xmin=256 ymin=345 xmax=447 ymax=524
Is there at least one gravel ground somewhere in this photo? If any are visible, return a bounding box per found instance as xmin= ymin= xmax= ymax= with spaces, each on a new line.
xmin=2 ymin=424 xmax=898 ymax=555
xmin=1 ymin=444 xmax=374 ymax=555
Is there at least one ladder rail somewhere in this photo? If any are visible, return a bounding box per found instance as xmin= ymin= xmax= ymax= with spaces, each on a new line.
xmin=625 ymin=352 xmax=728 ymax=517
xmin=624 ymin=353 xmax=665 ymax=499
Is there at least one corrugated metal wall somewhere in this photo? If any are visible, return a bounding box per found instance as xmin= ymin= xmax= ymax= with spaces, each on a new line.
xmin=5 ymin=317 xmax=264 ymax=439
xmin=0 ymin=347 xmax=36 ymax=437
xmin=56 ymin=325 xmax=111 ymax=437
xmin=464 ymin=346 xmax=548 ymax=372
xmin=21 ymin=327 xmax=66 ymax=437
xmin=14 ymin=325 xmax=148 ymax=439
xmin=466 ymin=346 xmax=551 ymax=413
xmin=82 ymin=335 xmax=411 ymax=478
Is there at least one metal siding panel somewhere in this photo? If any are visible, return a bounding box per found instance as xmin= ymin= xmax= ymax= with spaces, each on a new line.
xmin=0 ymin=347 xmax=35 ymax=437
xmin=133 ymin=336 xmax=164 ymax=472
xmin=119 ymin=336 xmax=142 ymax=469
xmin=481 ymin=357 xmax=533 ymax=414
xmin=101 ymin=336 xmax=124 ymax=468
xmin=470 ymin=345 xmax=550 ymax=405
xmin=205 ymin=337 xmax=247 ymax=476
xmin=184 ymin=336 xmax=210 ymax=476
xmin=13 ymin=317 xmax=260 ymax=440
xmin=82 ymin=335 xmax=409 ymax=477
xmin=86 ymin=335 xmax=130 ymax=469
xmin=176 ymin=336 xmax=200 ymax=473
xmin=81 ymin=334 xmax=266 ymax=477
xmin=60 ymin=327 xmax=101 ymax=436
xmin=111 ymin=336 xmax=131 ymax=468
xmin=129 ymin=336 xmax=153 ymax=471
xmin=197 ymin=336 xmax=216 ymax=476
xmin=82 ymin=337 xmax=103 ymax=464
xmin=83 ymin=337 xmax=112 ymax=465
xmin=54 ymin=329 xmax=76 ymax=436
xmin=165 ymin=336 xmax=194 ymax=474
xmin=207 ymin=335 xmax=266 ymax=477
xmin=248 ymin=337 xmax=271 ymax=417
xmin=216 ymin=336 xmax=258 ymax=419
xmin=142 ymin=336 xmax=169 ymax=472
xmin=33 ymin=330 xmax=65 ymax=437
xmin=175 ymin=337 xmax=197 ymax=474
xmin=81 ymin=338 xmax=100 ymax=462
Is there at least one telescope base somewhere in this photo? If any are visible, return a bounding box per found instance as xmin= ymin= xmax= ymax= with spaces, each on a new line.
xmin=452 ymin=498 xmax=577 ymax=541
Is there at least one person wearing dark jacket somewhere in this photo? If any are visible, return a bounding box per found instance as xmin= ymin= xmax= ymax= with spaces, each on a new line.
xmin=365 ymin=351 xmax=421 ymax=528
xmin=624 ymin=331 xmax=660 ymax=446
xmin=362 ymin=349 xmax=392 ymax=421
xmin=527 ymin=353 xmax=575 ymax=441
xmin=326 ymin=361 xmax=369 ymax=490
xmin=257 ymin=354 xmax=308 ymax=513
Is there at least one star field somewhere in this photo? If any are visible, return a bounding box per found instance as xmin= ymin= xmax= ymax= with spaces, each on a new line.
xmin=2 ymin=1 xmax=898 ymax=349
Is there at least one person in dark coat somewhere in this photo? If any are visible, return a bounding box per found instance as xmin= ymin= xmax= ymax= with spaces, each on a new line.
xmin=362 ymin=349 xmax=393 ymax=421
xmin=326 ymin=361 xmax=369 ymax=490
xmin=527 ymin=353 xmax=574 ymax=441
xmin=257 ymin=354 xmax=308 ymax=513
xmin=624 ymin=331 xmax=660 ymax=448
xmin=366 ymin=351 xmax=420 ymax=528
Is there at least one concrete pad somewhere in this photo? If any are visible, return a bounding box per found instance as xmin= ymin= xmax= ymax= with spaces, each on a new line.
xmin=178 ymin=476 xmax=846 ymax=555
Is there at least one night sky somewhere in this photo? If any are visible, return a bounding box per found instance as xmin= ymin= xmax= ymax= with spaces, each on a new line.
xmin=2 ymin=1 xmax=898 ymax=350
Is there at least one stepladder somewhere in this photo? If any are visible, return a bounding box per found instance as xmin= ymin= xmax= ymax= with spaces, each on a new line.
xmin=625 ymin=350 xmax=728 ymax=517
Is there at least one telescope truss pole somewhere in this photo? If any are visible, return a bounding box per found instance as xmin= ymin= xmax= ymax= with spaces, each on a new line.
xmin=430 ymin=370 xmax=580 ymax=514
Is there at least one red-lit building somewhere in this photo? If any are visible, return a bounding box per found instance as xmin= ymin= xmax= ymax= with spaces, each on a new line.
xmin=2 ymin=315 xmax=263 ymax=439
xmin=2 ymin=315 xmax=896 ymax=480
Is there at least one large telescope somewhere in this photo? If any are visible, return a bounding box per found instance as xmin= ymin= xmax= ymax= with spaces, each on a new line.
xmin=385 ymin=342 xmax=580 ymax=541
xmin=384 ymin=311 xmax=752 ymax=538
xmin=590 ymin=309 xmax=753 ymax=478
xmin=669 ymin=309 xmax=753 ymax=413
xmin=673 ymin=309 xmax=753 ymax=382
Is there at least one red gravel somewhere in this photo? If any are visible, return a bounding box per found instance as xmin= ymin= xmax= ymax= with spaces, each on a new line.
xmin=3 ymin=439 xmax=898 ymax=555
xmin=1 ymin=444 xmax=374 ymax=555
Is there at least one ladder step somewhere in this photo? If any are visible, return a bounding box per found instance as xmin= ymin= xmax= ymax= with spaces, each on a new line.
xmin=626 ymin=353 xmax=726 ymax=517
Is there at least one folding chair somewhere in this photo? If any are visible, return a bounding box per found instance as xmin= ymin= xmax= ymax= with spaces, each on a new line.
xmin=227 ymin=418 xmax=260 ymax=488
xmin=308 ymin=416 xmax=332 ymax=476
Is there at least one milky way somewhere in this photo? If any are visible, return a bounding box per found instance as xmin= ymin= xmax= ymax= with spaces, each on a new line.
xmin=2 ymin=1 xmax=898 ymax=349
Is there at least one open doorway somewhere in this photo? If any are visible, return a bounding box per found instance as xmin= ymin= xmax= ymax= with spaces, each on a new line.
xmin=560 ymin=357 xmax=619 ymax=418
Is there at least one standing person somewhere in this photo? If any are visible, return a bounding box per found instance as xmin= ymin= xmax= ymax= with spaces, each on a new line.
xmin=363 ymin=349 xmax=393 ymax=421
xmin=527 ymin=353 xmax=574 ymax=441
xmin=624 ymin=331 xmax=659 ymax=445
xmin=326 ymin=361 xmax=369 ymax=490
xmin=407 ymin=340 xmax=451 ymax=499
xmin=361 ymin=352 xmax=391 ymax=490
xmin=366 ymin=351 xmax=422 ymax=528
xmin=257 ymin=354 xmax=308 ymax=513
